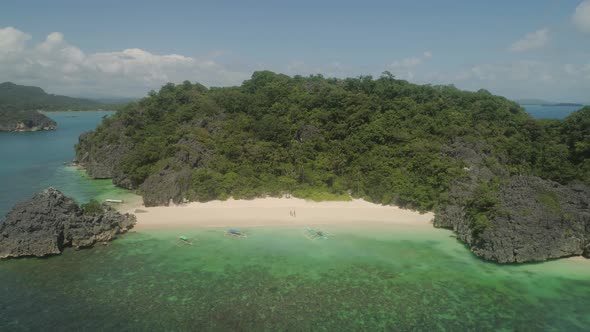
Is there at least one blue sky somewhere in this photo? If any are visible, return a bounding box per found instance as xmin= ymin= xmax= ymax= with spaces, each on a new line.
xmin=1 ymin=0 xmax=589 ymax=101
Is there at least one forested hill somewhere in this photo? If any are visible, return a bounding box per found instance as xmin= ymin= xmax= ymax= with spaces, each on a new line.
xmin=76 ymin=71 xmax=590 ymax=263
xmin=0 ymin=82 xmax=112 ymax=111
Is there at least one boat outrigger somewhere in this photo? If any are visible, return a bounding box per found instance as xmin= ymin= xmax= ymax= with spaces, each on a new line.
xmin=304 ymin=227 xmax=331 ymax=240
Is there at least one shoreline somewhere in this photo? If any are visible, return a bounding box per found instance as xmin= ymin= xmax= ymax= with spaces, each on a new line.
xmin=112 ymin=196 xmax=590 ymax=265
xmin=120 ymin=197 xmax=435 ymax=231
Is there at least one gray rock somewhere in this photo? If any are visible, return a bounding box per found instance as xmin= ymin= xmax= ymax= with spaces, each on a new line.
xmin=0 ymin=188 xmax=136 ymax=259
xmin=140 ymin=167 xmax=193 ymax=206
xmin=435 ymin=140 xmax=590 ymax=263
xmin=75 ymin=119 xmax=133 ymax=187
xmin=472 ymin=176 xmax=590 ymax=263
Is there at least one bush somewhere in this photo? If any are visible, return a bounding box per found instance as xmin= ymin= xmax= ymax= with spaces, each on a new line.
xmin=81 ymin=199 xmax=103 ymax=215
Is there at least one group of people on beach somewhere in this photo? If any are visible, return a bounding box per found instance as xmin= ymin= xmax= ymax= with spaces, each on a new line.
xmin=289 ymin=209 xmax=297 ymax=217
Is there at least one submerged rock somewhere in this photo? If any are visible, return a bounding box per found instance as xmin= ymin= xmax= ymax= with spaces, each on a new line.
xmin=0 ymin=187 xmax=136 ymax=259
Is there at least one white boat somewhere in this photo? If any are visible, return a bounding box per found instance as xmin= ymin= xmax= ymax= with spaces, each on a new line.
xmin=105 ymin=199 xmax=123 ymax=203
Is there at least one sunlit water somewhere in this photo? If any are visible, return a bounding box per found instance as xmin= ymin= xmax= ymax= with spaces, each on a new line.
xmin=0 ymin=112 xmax=589 ymax=331
xmin=1 ymin=227 xmax=589 ymax=330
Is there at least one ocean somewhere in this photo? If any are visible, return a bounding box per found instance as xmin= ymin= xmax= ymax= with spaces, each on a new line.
xmin=0 ymin=111 xmax=130 ymax=217
xmin=522 ymin=104 xmax=583 ymax=119
xmin=0 ymin=111 xmax=589 ymax=330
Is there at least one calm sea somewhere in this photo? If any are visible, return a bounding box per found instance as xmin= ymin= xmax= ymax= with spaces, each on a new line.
xmin=0 ymin=111 xmax=589 ymax=331
xmin=522 ymin=104 xmax=583 ymax=119
xmin=0 ymin=111 xmax=129 ymax=216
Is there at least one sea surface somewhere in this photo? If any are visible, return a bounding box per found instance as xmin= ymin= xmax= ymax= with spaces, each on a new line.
xmin=522 ymin=104 xmax=583 ymax=119
xmin=1 ymin=112 xmax=590 ymax=331
xmin=1 ymin=227 xmax=589 ymax=330
xmin=0 ymin=111 xmax=130 ymax=217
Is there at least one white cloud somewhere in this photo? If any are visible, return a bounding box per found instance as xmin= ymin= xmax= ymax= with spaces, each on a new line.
xmin=455 ymin=61 xmax=557 ymax=83
xmin=0 ymin=27 xmax=31 ymax=60
xmin=449 ymin=60 xmax=590 ymax=102
xmin=284 ymin=60 xmax=357 ymax=78
xmin=573 ymin=1 xmax=590 ymax=33
xmin=387 ymin=51 xmax=433 ymax=80
xmin=0 ymin=27 xmax=250 ymax=97
xmin=509 ymin=28 xmax=549 ymax=52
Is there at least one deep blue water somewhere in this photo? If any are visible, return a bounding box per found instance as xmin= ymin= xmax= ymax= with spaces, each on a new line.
xmin=522 ymin=104 xmax=583 ymax=119
xmin=0 ymin=111 xmax=124 ymax=217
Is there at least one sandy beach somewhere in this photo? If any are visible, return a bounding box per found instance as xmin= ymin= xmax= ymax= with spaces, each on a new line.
xmin=122 ymin=197 xmax=435 ymax=230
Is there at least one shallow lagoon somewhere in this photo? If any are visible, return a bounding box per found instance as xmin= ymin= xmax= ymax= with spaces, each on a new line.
xmin=1 ymin=226 xmax=589 ymax=330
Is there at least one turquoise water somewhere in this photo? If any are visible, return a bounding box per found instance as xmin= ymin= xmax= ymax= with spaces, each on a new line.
xmin=1 ymin=112 xmax=590 ymax=330
xmin=0 ymin=227 xmax=589 ymax=330
xmin=0 ymin=111 xmax=131 ymax=217
xmin=522 ymin=104 xmax=583 ymax=119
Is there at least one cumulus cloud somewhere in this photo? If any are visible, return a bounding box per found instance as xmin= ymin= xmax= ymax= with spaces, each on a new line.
xmin=0 ymin=27 xmax=249 ymax=97
xmin=0 ymin=27 xmax=31 ymax=60
xmin=573 ymin=1 xmax=590 ymax=33
xmin=455 ymin=61 xmax=553 ymax=82
xmin=448 ymin=59 xmax=590 ymax=102
xmin=509 ymin=28 xmax=549 ymax=52
xmin=387 ymin=51 xmax=432 ymax=80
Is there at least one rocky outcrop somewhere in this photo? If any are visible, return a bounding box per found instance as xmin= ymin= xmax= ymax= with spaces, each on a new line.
xmin=473 ymin=177 xmax=590 ymax=262
xmin=76 ymin=120 xmax=213 ymax=204
xmin=435 ymin=141 xmax=590 ymax=263
xmin=0 ymin=188 xmax=135 ymax=259
xmin=139 ymin=137 xmax=211 ymax=206
xmin=0 ymin=110 xmax=56 ymax=132
xmin=75 ymin=119 xmax=133 ymax=188
xmin=140 ymin=168 xmax=193 ymax=206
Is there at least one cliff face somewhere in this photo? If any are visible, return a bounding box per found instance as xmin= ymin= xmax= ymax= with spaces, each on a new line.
xmin=75 ymin=117 xmax=212 ymax=205
xmin=0 ymin=188 xmax=136 ymax=259
xmin=75 ymin=121 xmax=133 ymax=188
xmin=0 ymin=110 xmax=57 ymax=132
xmin=435 ymin=143 xmax=590 ymax=263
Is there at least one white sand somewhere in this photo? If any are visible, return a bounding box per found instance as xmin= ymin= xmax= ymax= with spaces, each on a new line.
xmin=124 ymin=197 xmax=435 ymax=230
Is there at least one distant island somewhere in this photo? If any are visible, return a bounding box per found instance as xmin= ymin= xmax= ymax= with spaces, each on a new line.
xmin=516 ymin=98 xmax=585 ymax=107
xmin=0 ymin=82 xmax=123 ymax=132
xmin=541 ymin=103 xmax=584 ymax=107
xmin=0 ymin=109 xmax=56 ymax=132
xmin=75 ymin=71 xmax=590 ymax=264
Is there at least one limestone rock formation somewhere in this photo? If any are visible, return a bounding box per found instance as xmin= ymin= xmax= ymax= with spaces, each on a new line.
xmin=0 ymin=188 xmax=135 ymax=258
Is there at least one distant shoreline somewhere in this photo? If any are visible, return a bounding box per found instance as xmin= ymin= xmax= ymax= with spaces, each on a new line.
xmin=520 ymin=103 xmax=584 ymax=107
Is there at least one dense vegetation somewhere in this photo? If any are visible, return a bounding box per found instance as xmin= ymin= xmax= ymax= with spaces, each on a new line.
xmin=0 ymin=82 xmax=116 ymax=111
xmin=82 ymin=71 xmax=589 ymax=212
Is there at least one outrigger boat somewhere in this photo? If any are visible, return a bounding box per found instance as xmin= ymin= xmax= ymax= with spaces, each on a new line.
xmin=304 ymin=227 xmax=331 ymax=240
xmin=225 ymin=229 xmax=247 ymax=238
xmin=178 ymin=235 xmax=193 ymax=245
xmin=105 ymin=199 xmax=123 ymax=203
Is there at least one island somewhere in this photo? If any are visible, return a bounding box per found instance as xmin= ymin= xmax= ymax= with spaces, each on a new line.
xmin=542 ymin=103 xmax=585 ymax=107
xmin=0 ymin=81 xmax=123 ymax=132
xmin=74 ymin=71 xmax=589 ymax=264
xmin=0 ymin=188 xmax=136 ymax=258
xmin=0 ymin=109 xmax=57 ymax=132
